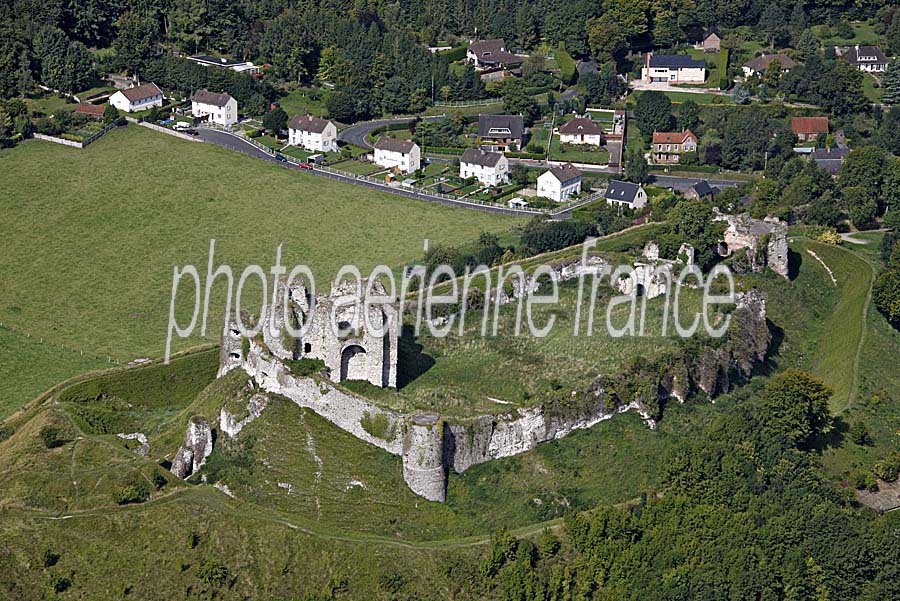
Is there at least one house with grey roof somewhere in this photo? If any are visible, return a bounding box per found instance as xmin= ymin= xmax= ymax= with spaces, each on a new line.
xmin=374 ymin=136 xmax=421 ymax=174
xmin=809 ymin=147 xmax=850 ymax=176
xmin=685 ymin=180 xmax=721 ymax=201
xmin=466 ymin=40 xmax=524 ymax=70
xmin=558 ymin=117 xmax=603 ymax=146
xmin=288 ymin=115 xmax=338 ymax=152
xmin=604 ymin=180 xmax=648 ymax=210
xmin=190 ymin=90 xmax=238 ymax=126
xmin=836 ymin=45 xmax=888 ymax=73
xmin=537 ymin=164 xmax=582 ymax=202
xmin=642 ymin=53 xmax=706 ymax=83
xmin=477 ymin=114 xmax=524 ymax=151
xmin=460 ymin=148 xmax=508 ymax=186
xmin=742 ymin=53 xmax=797 ymax=77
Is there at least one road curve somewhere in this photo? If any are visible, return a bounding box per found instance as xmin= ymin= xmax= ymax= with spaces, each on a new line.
xmin=338 ymin=115 xmax=447 ymax=149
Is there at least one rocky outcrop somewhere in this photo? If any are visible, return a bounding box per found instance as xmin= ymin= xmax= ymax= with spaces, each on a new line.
xmin=116 ymin=432 xmax=149 ymax=456
xmin=170 ymin=416 xmax=214 ymax=479
xmin=220 ymin=393 xmax=268 ymax=438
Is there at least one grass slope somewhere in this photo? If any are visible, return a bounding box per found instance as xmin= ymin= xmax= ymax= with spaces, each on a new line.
xmin=0 ymin=125 xmax=521 ymax=414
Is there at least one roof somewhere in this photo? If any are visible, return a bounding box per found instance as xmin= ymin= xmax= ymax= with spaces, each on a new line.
xmin=460 ymin=148 xmax=504 ymax=168
xmin=546 ymin=163 xmax=581 ymax=183
xmin=75 ymin=103 xmax=105 ymax=116
xmin=743 ymin=53 xmax=797 ymax=72
xmin=691 ymin=181 xmax=720 ymax=197
xmin=648 ymin=54 xmax=707 ymax=69
xmin=652 ymin=130 xmax=697 ymax=144
xmin=190 ymin=89 xmax=234 ymax=107
xmin=809 ymin=147 xmax=849 ymax=160
xmin=119 ymin=83 xmax=163 ymax=103
xmin=468 ymin=39 xmax=505 ymax=57
xmin=374 ymin=135 xmax=417 ymax=154
xmin=188 ymin=55 xmax=251 ymax=67
xmin=843 ymin=45 xmax=888 ymax=65
xmin=604 ymin=180 xmax=642 ymax=204
xmin=288 ymin=115 xmax=333 ymax=133
xmin=703 ymin=26 xmax=721 ymax=40
xmin=791 ymin=116 xmax=829 ymax=135
xmin=558 ymin=117 xmax=603 ymax=136
xmin=478 ymin=114 xmax=524 ymax=140
xmin=815 ymin=159 xmax=844 ymax=176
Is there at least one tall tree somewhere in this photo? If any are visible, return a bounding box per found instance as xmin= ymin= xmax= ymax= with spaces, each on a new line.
xmin=882 ymin=60 xmax=900 ymax=106
xmin=634 ymin=91 xmax=673 ymax=135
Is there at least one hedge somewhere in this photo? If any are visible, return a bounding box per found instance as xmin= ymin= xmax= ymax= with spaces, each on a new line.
xmin=506 ymin=151 xmax=545 ymax=160
xmin=554 ymin=46 xmax=577 ymax=85
xmin=439 ymin=46 xmax=468 ymax=62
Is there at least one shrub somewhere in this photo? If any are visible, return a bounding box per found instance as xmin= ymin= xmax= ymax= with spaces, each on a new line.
xmin=0 ymin=425 xmax=13 ymax=442
xmin=42 ymin=549 xmax=60 ymax=567
xmin=360 ymin=411 xmax=396 ymax=442
xmin=116 ymin=477 xmax=151 ymax=505
xmin=850 ymin=421 xmax=872 ymax=446
xmin=40 ymin=425 xmax=68 ymax=449
xmin=283 ymin=357 xmax=326 ymax=376
xmin=873 ymin=451 xmax=900 ymax=482
xmin=816 ymin=229 xmax=842 ymax=245
xmin=198 ymin=560 xmax=231 ymax=588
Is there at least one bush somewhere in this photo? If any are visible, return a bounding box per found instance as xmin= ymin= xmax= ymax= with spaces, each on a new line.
xmin=40 ymin=425 xmax=69 ymax=449
xmin=853 ymin=471 xmax=878 ymax=491
xmin=117 ymin=478 xmax=151 ymax=505
xmin=0 ymin=425 xmax=13 ymax=442
xmin=850 ymin=421 xmax=872 ymax=446
xmin=873 ymin=451 xmax=900 ymax=482
xmin=816 ymin=229 xmax=842 ymax=245
xmin=360 ymin=411 xmax=397 ymax=442
xmin=198 ymin=560 xmax=232 ymax=588
xmin=283 ymin=358 xmax=326 ymax=376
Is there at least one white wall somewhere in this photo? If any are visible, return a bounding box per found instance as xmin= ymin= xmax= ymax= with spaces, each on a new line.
xmin=374 ymin=145 xmax=421 ymax=173
xmin=289 ymin=121 xmax=338 ymax=152
xmin=460 ymin=155 xmax=509 ymax=186
xmin=109 ymin=90 xmax=164 ymax=113
xmin=192 ymin=97 xmax=238 ymax=126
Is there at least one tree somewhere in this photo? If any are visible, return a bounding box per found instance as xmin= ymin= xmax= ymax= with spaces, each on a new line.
xmin=882 ymin=60 xmax=900 ymax=106
xmin=634 ymin=91 xmax=672 ymax=137
xmin=601 ymin=0 xmax=650 ymax=40
xmin=797 ymin=29 xmax=820 ymax=62
xmin=873 ymin=268 xmax=900 ymax=328
xmin=841 ymin=146 xmax=889 ymax=208
xmin=102 ymin=104 xmax=118 ymax=124
xmin=587 ymin=17 xmax=626 ymax=63
xmin=667 ymin=200 xmax=723 ymax=269
xmin=326 ymin=90 xmax=356 ymax=122
xmin=498 ymin=78 xmax=538 ymax=125
xmin=113 ymin=11 xmax=158 ymax=76
xmin=850 ymin=421 xmax=872 ymax=446
xmin=733 ymin=83 xmax=751 ymax=105
xmin=580 ymin=63 xmax=625 ymax=105
xmin=759 ymin=369 xmax=833 ymax=449
xmin=262 ymin=107 xmax=287 ymax=137
xmin=624 ymin=146 xmax=648 ymax=184
xmin=789 ymin=0 xmax=807 ymax=44
xmin=844 ymin=185 xmax=878 ymax=229
xmin=879 ymin=107 xmax=900 ymax=156
xmin=677 ymin=100 xmax=700 ymax=132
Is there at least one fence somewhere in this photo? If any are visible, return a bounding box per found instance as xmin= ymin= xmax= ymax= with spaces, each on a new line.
xmin=32 ymin=119 xmax=123 ymax=149
xmin=33 ymin=133 xmax=83 ymax=148
xmin=0 ymin=321 xmax=126 ymax=365
xmin=135 ymin=120 xmax=203 ymax=142
xmin=432 ymin=98 xmax=501 ymax=108
xmin=196 ymin=125 xmax=595 ymax=218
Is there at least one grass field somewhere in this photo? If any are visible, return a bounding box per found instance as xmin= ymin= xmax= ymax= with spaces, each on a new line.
xmin=813 ymin=22 xmax=882 ymax=47
xmin=275 ymin=87 xmax=329 ymax=118
xmin=0 ymin=125 xmax=522 ymax=416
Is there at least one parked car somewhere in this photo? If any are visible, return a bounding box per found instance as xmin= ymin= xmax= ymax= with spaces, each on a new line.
xmin=183 ymin=128 xmax=199 ymax=136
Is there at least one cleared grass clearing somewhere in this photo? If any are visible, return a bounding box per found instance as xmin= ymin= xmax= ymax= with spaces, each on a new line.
xmin=0 ymin=125 xmax=521 ymax=414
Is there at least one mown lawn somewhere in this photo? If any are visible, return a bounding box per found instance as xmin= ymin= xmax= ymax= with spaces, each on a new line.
xmin=275 ymin=87 xmax=329 ymax=118
xmin=0 ymin=125 xmax=522 ymax=414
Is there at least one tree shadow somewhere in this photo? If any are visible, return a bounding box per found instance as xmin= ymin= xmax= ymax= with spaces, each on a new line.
xmin=755 ymin=319 xmax=785 ymax=377
xmin=788 ymin=248 xmax=803 ymax=281
xmin=396 ymin=325 xmax=435 ymax=390
xmin=810 ymin=415 xmax=848 ymax=453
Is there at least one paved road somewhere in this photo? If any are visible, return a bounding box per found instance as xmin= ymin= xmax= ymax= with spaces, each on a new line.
xmin=648 ymin=174 xmax=743 ymax=192
xmin=195 ymin=128 xmax=553 ymax=218
xmin=338 ymin=115 xmax=447 ymax=149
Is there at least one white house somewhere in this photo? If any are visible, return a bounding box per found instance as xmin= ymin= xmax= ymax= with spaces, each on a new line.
xmin=837 ymin=45 xmax=889 ymax=73
xmin=641 ymin=53 xmax=706 ymax=84
xmin=108 ymin=83 xmax=164 ymax=113
xmin=466 ymin=39 xmax=524 ymax=71
xmin=288 ymin=115 xmax=339 ymax=153
xmin=558 ymin=117 xmax=603 ymax=146
xmin=604 ymin=180 xmax=648 ymax=210
xmin=537 ymin=164 xmax=582 ymax=202
xmin=190 ymin=90 xmax=238 ymax=126
xmin=460 ymin=148 xmax=508 ymax=186
xmin=373 ymin=136 xmax=421 ymax=174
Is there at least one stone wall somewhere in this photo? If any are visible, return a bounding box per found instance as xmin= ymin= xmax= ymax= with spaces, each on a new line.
xmin=221 ymin=286 xmax=771 ymax=502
